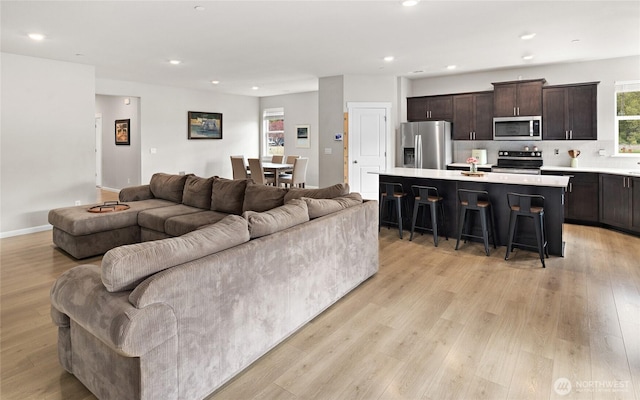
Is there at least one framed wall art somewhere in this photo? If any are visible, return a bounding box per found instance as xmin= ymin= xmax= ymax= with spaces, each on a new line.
xmin=188 ymin=111 xmax=223 ymax=139
xmin=115 ymin=119 xmax=130 ymax=145
xmin=296 ymin=125 xmax=310 ymax=148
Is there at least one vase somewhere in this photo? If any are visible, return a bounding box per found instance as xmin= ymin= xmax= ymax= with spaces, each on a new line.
xmin=470 ymin=163 xmax=477 ymax=173
xmin=570 ymin=158 xmax=578 ymax=168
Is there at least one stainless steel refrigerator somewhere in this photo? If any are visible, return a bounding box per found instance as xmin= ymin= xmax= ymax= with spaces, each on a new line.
xmin=396 ymin=121 xmax=452 ymax=169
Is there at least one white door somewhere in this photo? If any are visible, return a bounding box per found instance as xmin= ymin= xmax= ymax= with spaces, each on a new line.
xmin=348 ymin=103 xmax=389 ymax=200
xmin=95 ymin=114 xmax=102 ymax=187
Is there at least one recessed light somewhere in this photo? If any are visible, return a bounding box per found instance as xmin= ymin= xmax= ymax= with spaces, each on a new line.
xmin=211 ymin=80 xmax=220 ymax=85
xmin=520 ymin=33 xmax=536 ymax=40
xmin=522 ymin=55 xmax=535 ymax=61
xmin=169 ymin=60 xmax=181 ymax=65
xmin=194 ymin=6 xmax=205 ymax=11
xmin=571 ymin=39 xmax=581 ymax=43
xmin=28 ymin=33 xmax=45 ymax=41
xmin=402 ymin=0 xmax=419 ymax=6
xmin=446 ymin=65 xmax=457 ymax=70
xmin=252 ymin=86 xmax=259 ymax=90
xmin=384 ymin=56 xmax=394 ymax=62
xmin=411 ymin=70 xmax=424 ymax=74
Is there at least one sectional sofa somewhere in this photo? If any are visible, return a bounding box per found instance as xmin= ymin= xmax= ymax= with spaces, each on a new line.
xmin=48 ymin=173 xmax=379 ymax=400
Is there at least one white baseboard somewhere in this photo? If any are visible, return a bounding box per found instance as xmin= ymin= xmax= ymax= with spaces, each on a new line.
xmin=1 ymin=224 xmax=52 ymax=239
xmin=99 ymin=186 xmax=120 ymax=193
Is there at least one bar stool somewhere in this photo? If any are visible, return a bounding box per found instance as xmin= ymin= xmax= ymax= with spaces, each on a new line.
xmin=505 ymin=193 xmax=549 ymax=268
xmin=409 ymin=185 xmax=448 ymax=247
xmin=455 ymin=189 xmax=497 ymax=256
xmin=379 ymin=182 xmax=409 ymax=239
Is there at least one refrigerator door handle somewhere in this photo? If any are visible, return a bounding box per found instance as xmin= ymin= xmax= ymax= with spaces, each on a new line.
xmin=415 ymin=134 xmax=422 ymax=169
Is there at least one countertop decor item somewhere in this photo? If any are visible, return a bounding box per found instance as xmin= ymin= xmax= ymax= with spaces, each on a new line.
xmin=467 ymin=156 xmax=478 ymax=173
xmin=568 ymin=149 xmax=581 ymax=168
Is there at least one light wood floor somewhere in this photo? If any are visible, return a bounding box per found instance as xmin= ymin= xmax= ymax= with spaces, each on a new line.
xmin=1 ymin=210 xmax=639 ymax=399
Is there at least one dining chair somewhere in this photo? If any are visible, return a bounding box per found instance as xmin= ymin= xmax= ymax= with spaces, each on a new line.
xmin=230 ymin=156 xmax=250 ymax=180
xmin=248 ymin=158 xmax=275 ymax=185
xmin=271 ymin=155 xmax=284 ymax=163
xmin=285 ymin=155 xmax=299 ymax=164
xmin=279 ymin=157 xmax=308 ymax=188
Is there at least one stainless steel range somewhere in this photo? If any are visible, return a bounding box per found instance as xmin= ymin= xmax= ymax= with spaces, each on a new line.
xmin=492 ymin=150 xmax=543 ymax=175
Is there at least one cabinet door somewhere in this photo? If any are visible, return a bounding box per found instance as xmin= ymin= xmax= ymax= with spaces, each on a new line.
xmin=566 ymin=173 xmax=599 ymax=222
xmin=600 ymin=174 xmax=630 ymax=228
xmin=568 ymin=85 xmax=597 ymax=140
xmin=453 ymin=95 xmax=473 ymax=140
xmin=543 ymin=87 xmax=569 ymax=140
xmin=474 ymin=92 xmax=494 ymax=140
xmin=428 ymin=96 xmax=453 ymax=121
xmin=407 ymin=97 xmax=429 ymax=121
xmin=516 ymin=81 xmax=544 ymax=116
xmin=493 ymin=84 xmax=517 ymax=117
xmin=632 ymin=177 xmax=640 ymax=232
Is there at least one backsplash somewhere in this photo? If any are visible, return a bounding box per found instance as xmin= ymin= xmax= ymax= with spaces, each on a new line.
xmin=454 ymin=140 xmax=640 ymax=170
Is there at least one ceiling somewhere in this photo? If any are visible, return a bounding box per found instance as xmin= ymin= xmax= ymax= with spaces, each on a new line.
xmin=2 ymin=1 xmax=639 ymax=97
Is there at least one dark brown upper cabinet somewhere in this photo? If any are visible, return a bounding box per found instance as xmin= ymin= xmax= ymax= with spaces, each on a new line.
xmin=492 ymin=79 xmax=546 ymax=117
xmin=452 ymin=92 xmax=494 ymax=140
xmin=407 ymin=95 xmax=453 ymax=121
xmin=542 ymin=83 xmax=598 ymax=140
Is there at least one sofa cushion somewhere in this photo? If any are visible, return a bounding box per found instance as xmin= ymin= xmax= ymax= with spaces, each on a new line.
xmin=182 ymin=175 xmax=214 ymax=209
xmin=242 ymin=199 xmax=309 ymax=239
xmin=164 ymin=210 xmax=230 ymax=237
xmin=303 ymin=192 xmax=363 ymax=219
xmin=211 ymin=177 xmax=248 ymax=215
xmin=102 ymin=215 xmax=250 ymax=292
xmin=149 ymin=173 xmax=190 ymax=203
xmin=138 ymin=204 xmax=204 ymax=233
xmin=284 ymin=183 xmax=350 ymax=202
xmin=242 ymin=183 xmax=288 ymax=213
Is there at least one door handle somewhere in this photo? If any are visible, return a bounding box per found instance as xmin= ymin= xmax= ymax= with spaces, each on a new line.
xmin=353 ymin=160 xmax=358 ymax=164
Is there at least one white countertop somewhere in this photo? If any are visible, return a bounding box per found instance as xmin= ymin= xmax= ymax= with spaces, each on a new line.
xmin=374 ymin=168 xmax=570 ymax=188
xmin=541 ymin=166 xmax=640 ymax=177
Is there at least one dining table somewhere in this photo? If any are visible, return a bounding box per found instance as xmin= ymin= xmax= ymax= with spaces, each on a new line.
xmin=254 ymin=162 xmax=293 ymax=186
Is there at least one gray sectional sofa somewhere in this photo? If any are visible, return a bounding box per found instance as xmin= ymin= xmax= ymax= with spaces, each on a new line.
xmin=48 ymin=173 xmax=379 ymax=400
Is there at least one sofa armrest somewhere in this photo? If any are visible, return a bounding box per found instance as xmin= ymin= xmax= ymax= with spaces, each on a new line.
xmin=119 ymin=184 xmax=154 ymax=202
xmin=50 ymin=264 xmax=176 ymax=357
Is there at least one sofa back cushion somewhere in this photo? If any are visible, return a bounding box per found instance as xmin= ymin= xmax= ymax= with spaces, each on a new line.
xmin=303 ymin=192 xmax=363 ymax=219
xmin=211 ymin=177 xmax=248 ymax=215
xmin=284 ymin=183 xmax=350 ymax=202
xmin=182 ymin=175 xmax=214 ymax=209
xmin=242 ymin=183 xmax=288 ymax=212
xmin=242 ymin=199 xmax=309 ymax=239
xmin=101 ymin=215 xmax=249 ymax=292
xmin=149 ymin=173 xmax=190 ymax=203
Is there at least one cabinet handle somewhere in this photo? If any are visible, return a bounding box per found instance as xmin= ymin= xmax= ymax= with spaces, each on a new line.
xmin=473 ymin=132 xmax=476 ymax=140
xmin=513 ymin=107 xmax=516 ymax=116
xmin=569 ymin=130 xmax=573 ymax=140
xmin=469 ymin=132 xmax=472 ymax=140
xmin=569 ymin=182 xmax=573 ymax=192
xmin=517 ymin=107 xmax=520 ymax=116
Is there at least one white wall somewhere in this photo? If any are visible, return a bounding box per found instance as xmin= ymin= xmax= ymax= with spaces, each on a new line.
xmin=260 ymin=92 xmax=319 ymax=187
xmin=318 ymin=76 xmax=345 ymax=188
xmin=1 ymin=53 xmax=96 ymax=236
xmin=95 ymin=95 xmax=141 ymax=189
xmin=408 ymin=56 xmax=640 ymax=169
xmin=96 ymin=79 xmax=260 ymax=182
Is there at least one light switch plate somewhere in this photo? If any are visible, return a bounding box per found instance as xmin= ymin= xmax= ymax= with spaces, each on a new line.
xmin=324 ymin=148 xmax=332 ymax=155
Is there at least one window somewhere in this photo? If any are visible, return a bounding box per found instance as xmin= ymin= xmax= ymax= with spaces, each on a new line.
xmin=263 ymin=108 xmax=284 ymax=156
xmin=615 ymin=81 xmax=640 ymax=155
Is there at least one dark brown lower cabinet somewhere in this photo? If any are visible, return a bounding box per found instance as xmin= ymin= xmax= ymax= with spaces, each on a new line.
xmin=600 ymin=174 xmax=640 ymax=234
xmin=542 ymin=171 xmax=599 ymax=223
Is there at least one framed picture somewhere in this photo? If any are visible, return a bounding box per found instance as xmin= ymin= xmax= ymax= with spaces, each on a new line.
xmin=188 ymin=111 xmax=223 ymax=139
xmin=115 ymin=119 xmax=130 ymax=145
xmin=296 ymin=125 xmax=310 ymax=148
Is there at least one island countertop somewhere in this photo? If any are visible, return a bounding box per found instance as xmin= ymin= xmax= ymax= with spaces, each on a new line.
xmin=373 ymin=167 xmax=570 ymax=188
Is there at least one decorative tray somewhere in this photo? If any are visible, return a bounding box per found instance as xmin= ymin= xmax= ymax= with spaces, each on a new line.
xmin=87 ymin=201 xmax=130 ymax=213
xmin=461 ymin=171 xmax=486 ymax=177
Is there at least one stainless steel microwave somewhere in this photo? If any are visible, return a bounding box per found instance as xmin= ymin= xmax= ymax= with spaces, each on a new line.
xmin=493 ymin=116 xmax=542 ymax=141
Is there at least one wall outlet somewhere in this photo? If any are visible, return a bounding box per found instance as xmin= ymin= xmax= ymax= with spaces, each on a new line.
xmin=598 ymin=149 xmax=606 ymax=156
xmin=554 ymin=149 xmax=559 ymax=155
xmin=127 ymin=178 xmax=131 ymax=184
xmin=150 ymin=148 xmax=157 ymax=154
xmin=75 ymin=200 xmax=81 ymax=206
xmin=178 ymin=171 xmax=186 ymax=176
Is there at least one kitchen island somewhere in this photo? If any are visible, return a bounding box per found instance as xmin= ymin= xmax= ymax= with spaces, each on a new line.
xmin=374 ymin=168 xmax=570 ymax=256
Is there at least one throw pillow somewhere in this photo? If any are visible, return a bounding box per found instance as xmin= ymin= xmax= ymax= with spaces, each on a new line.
xmin=242 ymin=199 xmax=309 ymax=239
xmin=149 ymin=173 xmax=191 ymax=203
xmin=182 ymin=175 xmax=214 ymax=209
xmin=242 ymin=183 xmax=288 ymax=212
xmin=303 ymin=192 xmax=363 ymax=219
xmin=101 ymin=215 xmax=250 ymax=292
xmin=211 ymin=177 xmax=248 ymax=215
xmin=284 ymin=183 xmax=350 ymax=202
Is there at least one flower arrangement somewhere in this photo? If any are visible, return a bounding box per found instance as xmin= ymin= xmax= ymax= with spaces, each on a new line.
xmin=466 ymin=157 xmax=478 ymax=172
